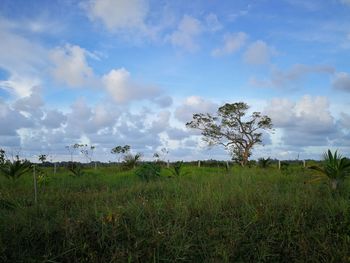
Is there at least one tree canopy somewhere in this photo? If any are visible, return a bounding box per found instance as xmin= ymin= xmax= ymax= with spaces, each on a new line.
xmin=186 ymin=102 xmax=273 ymax=166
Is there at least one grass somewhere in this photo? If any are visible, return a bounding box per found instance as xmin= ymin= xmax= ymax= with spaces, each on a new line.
xmin=1 ymin=164 xmax=350 ymax=262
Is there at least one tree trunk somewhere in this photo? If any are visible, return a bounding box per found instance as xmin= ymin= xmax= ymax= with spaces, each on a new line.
xmin=242 ymin=148 xmax=250 ymax=167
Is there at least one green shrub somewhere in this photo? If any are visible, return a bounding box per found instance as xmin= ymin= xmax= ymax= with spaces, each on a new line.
xmin=170 ymin=161 xmax=187 ymax=177
xmin=67 ymin=162 xmax=85 ymax=177
xmin=258 ymin=157 xmax=271 ymax=168
xmin=123 ymin=153 xmax=142 ymax=170
xmin=135 ymin=163 xmax=161 ymax=182
xmin=308 ymin=150 xmax=350 ymax=190
xmin=0 ymin=160 xmax=31 ymax=180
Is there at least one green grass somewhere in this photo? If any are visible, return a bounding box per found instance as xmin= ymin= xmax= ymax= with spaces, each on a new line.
xmin=1 ymin=165 xmax=350 ymax=262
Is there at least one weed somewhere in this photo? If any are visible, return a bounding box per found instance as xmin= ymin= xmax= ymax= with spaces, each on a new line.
xmin=135 ymin=163 xmax=161 ymax=182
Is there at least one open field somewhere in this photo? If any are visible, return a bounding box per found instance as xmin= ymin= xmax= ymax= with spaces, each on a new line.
xmin=1 ymin=165 xmax=350 ymax=262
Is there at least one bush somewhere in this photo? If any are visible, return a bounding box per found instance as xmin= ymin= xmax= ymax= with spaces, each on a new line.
xmin=0 ymin=159 xmax=31 ymax=180
xmin=123 ymin=153 xmax=142 ymax=170
xmin=258 ymin=157 xmax=271 ymax=168
xmin=170 ymin=161 xmax=187 ymax=177
xmin=67 ymin=162 xmax=85 ymax=177
xmin=135 ymin=163 xmax=161 ymax=182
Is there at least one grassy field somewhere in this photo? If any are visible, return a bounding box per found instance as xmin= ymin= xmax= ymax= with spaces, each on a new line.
xmin=1 ymin=164 xmax=350 ymax=262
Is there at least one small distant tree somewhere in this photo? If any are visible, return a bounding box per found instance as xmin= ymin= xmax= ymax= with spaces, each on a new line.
xmin=65 ymin=144 xmax=81 ymax=162
xmin=111 ymin=145 xmax=130 ymax=163
xmin=123 ymin=152 xmax=142 ymax=169
xmin=258 ymin=157 xmax=272 ymax=168
xmin=80 ymin=145 xmax=95 ymax=163
xmin=0 ymin=149 xmax=6 ymax=165
xmin=186 ymin=102 xmax=273 ymax=166
xmin=38 ymin=154 xmax=47 ymax=163
xmin=153 ymin=147 xmax=169 ymax=164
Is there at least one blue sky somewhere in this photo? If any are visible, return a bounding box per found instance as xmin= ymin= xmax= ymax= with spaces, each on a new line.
xmin=0 ymin=0 xmax=349 ymax=162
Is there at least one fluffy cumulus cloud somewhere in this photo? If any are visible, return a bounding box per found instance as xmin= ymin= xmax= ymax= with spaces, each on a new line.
xmin=243 ymin=40 xmax=276 ymax=65
xmin=264 ymin=95 xmax=339 ymax=147
xmin=50 ymin=44 xmax=95 ymax=88
xmin=102 ymin=68 xmax=161 ymax=103
xmin=0 ymin=99 xmax=33 ymax=136
xmin=251 ymin=64 xmax=335 ymax=88
xmin=83 ymin=0 xmax=148 ymax=32
xmin=166 ymin=15 xmax=203 ymax=51
xmin=340 ymin=113 xmax=350 ymax=129
xmin=42 ymin=110 xmax=67 ymax=129
xmin=175 ymin=96 xmax=217 ymax=123
xmin=212 ymin=32 xmax=247 ymax=57
xmin=0 ymin=74 xmax=41 ymax=98
xmin=152 ymin=96 xmax=173 ymax=108
xmin=332 ymin=72 xmax=350 ymax=92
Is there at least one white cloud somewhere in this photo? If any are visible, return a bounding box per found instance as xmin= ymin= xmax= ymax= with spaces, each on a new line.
xmin=166 ymin=15 xmax=202 ymax=51
xmin=149 ymin=111 xmax=171 ymax=133
xmin=13 ymin=87 xmax=44 ymax=119
xmin=42 ymin=110 xmax=67 ymax=129
xmin=50 ymin=44 xmax=95 ymax=88
xmin=212 ymin=32 xmax=247 ymax=57
xmin=250 ymin=64 xmax=335 ymax=88
xmin=340 ymin=112 xmax=350 ymax=129
xmin=0 ymin=19 xmax=47 ymax=75
xmin=102 ymin=68 xmax=161 ymax=103
xmin=91 ymin=104 xmax=118 ymax=127
xmin=264 ymin=95 xmax=338 ymax=146
xmin=83 ymin=0 xmax=148 ymax=31
xmin=243 ymin=40 xmax=276 ymax=65
xmin=205 ymin=13 xmax=222 ymax=32
xmin=332 ymin=72 xmax=350 ymax=92
xmin=263 ymin=98 xmax=296 ymax=127
xmin=167 ymin=128 xmax=189 ymax=140
xmin=175 ymin=96 xmax=217 ymax=123
xmin=0 ymin=74 xmax=41 ymax=98
xmin=152 ymin=96 xmax=173 ymax=108
xmin=0 ymin=99 xmax=33 ymax=136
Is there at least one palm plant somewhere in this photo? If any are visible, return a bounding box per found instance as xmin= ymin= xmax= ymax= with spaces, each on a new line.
xmin=170 ymin=161 xmax=188 ymax=177
xmin=0 ymin=160 xmax=31 ymax=180
xmin=67 ymin=162 xmax=85 ymax=177
xmin=258 ymin=157 xmax=271 ymax=168
xmin=308 ymin=150 xmax=350 ymax=190
xmin=135 ymin=163 xmax=161 ymax=182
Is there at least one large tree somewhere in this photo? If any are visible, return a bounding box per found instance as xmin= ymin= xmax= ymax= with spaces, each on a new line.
xmin=186 ymin=102 xmax=272 ymax=166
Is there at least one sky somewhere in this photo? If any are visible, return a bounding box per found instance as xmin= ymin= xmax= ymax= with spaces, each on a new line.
xmin=0 ymin=0 xmax=350 ymax=162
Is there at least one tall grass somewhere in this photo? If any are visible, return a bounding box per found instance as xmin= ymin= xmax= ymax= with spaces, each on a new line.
xmin=1 ymin=165 xmax=350 ymax=262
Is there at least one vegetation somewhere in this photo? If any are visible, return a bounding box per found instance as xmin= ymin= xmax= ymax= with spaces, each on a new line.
xmin=67 ymin=162 xmax=85 ymax=177
xmin=0 ymin=148 xmax=6 ymax=165
xmin=135 ymin=162 xmax=161 ymax=182
xmin=170 ymin=161 xmax=186 ymax=177
xmin=258 ymin=157 xmax=272 ymax=168
xmin=0 ymin=159 xmax=31 ymax=180
xmin=308 ymin=150 xmax=350 ymax=190
xmin=1 ymin=164 xmax=350 ymax=262
xmin=186 ymin=102 xmax=272 ymax=166
xmin=111 ymin=145 xmax=131 ymax=162
xmin=123 ymin=152 xmax=142 ymax=169
xmin=38 ymin=154 xmax=47 ymax=163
